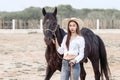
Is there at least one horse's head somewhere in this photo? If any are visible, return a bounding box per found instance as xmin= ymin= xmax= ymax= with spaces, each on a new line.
xmin=42 ymin=7 xmax=58 ymax=45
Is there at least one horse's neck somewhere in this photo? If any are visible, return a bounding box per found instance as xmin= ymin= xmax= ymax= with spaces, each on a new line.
xmin=56 ymin=27 xmax=66 ymax=45
xmin=47 ymin=44 xmax=56 ymax=53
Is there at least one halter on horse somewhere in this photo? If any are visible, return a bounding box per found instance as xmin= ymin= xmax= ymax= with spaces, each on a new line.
xmin=42 ymin=7 xmax=67 ymax=80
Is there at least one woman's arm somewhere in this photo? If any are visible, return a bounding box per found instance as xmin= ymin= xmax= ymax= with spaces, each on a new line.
xmin=74 ymin=37 xmax=85 ymax=63
xmin=52 ymin=35 xmax=67 ymax=54
xmin=54 ymin=38 xmax=60 ymax=50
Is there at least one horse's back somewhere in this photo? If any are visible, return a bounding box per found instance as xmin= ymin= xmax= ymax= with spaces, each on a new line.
xmin=80 ymin=28 xmax=99 ymax=58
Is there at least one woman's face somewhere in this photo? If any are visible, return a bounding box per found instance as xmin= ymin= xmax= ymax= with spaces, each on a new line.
xmin=69 ymin=21 xmax=77 ymax=34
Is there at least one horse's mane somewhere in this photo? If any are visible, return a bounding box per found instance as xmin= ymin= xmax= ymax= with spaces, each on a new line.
xmin=55 ymin=26 xmax=66 ymax=45
xmin=46 ymin=26 xmax=66 ymax=69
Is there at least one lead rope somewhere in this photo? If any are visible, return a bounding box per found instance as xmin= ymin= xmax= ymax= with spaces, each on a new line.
xmin=54 ymin=39 xmax=74 ymax=80
xmin=56 ymin=49 xmax=74 ymax=80
xmin=52 ymin=26 xmax=74 ymax=80
xmin=70 ymin=63 xmax=74 ymax=80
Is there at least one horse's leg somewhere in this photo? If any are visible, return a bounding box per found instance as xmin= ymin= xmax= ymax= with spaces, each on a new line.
xmin=44 ymin=65 xmax=56 ymax=80
xmin=90 ymin=59 xmax=100 ymax=80
xmin=80 ymin=63 xmax=86 ymax=80
xmin=104 ymin=70 xmax=110 ymax=80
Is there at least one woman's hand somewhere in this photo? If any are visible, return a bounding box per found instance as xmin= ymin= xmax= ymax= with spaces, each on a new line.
xmin=69 ymin=59 xmax=77 ymax=66
xmin=52 ymin=38 xmax=60 ymax=50
xmin=52 ymin=38 xmax=57 ymax=44
xmin=52 ymin=39 xmax=55 ymax=44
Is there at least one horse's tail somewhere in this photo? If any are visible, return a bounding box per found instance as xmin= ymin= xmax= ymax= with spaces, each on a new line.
xmin=97 ymin=35 xmax=111 ymax=80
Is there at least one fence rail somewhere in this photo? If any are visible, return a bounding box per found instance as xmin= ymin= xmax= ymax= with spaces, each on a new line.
xmin=0 ymin=19 xmax=120 ymax=30
xmin=62 ymin=19 xmax=120 ymax=29
xmin=0 ymin=29 xmax=119 ymax=34
xmin=0 ymin=19 xmax=41 ymax=29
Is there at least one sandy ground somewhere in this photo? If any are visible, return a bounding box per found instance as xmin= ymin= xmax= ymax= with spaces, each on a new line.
xmin=0 ymin=32 xmax=120 ymax=80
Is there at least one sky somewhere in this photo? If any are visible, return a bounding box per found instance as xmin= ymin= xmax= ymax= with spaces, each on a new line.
xmin=0 ymin=0 xmax=120 ymax=12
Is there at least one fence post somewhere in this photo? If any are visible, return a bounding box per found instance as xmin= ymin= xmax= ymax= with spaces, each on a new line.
xmin=97 ymin=19 xmax=99 ymax=30
xmin=40 ymin=19 xmax=43 ymax=33
xmin=12 ymin=19 xmax=15 ymax=30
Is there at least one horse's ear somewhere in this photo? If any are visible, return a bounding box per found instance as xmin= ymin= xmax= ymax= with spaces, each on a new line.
xmin=53 ymin=7 xmax=57 ymax=16
xmin=42 ymin=8 xmax=46 ymax=16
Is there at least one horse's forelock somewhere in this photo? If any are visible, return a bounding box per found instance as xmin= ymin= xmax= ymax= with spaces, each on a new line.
xmin=43 ymin=13 xmax=57 ymax=25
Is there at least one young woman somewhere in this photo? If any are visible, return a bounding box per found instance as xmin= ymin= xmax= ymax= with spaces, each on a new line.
xmin=53 ymin=19 xmax=85 ymax=80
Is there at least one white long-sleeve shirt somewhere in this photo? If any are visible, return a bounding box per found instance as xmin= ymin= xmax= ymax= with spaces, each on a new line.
xmin=57 ymin=35 xmax=85 ymax=63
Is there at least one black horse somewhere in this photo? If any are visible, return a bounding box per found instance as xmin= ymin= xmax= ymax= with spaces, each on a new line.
xmin=42 ymin=7 xmax=110 ymax=80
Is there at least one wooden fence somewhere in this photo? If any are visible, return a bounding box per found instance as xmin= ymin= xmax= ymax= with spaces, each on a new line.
xmin=0 ymin=19 xmax=40 ymax=29
xmin=0 ymin=19 xmax=120 ymax=29
xmin=62 ymin=18 xmax=120 ymax=29
xmin=83 ymin=19 xmax=120 ymax=29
